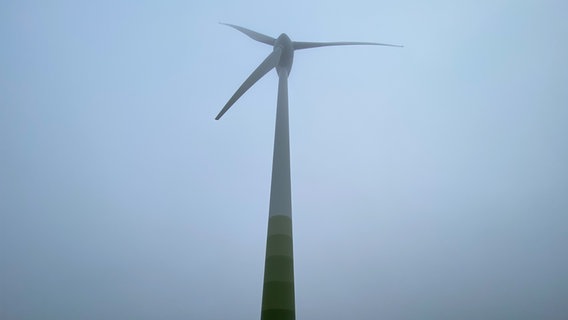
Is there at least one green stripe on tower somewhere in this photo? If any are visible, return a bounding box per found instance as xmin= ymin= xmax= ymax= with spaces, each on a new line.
xmin=261 ymin=215 xmax=295 ymax=319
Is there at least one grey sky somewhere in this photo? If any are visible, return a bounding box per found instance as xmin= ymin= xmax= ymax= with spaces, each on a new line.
xmin=1 ymin=0 xmax=567 ymax=319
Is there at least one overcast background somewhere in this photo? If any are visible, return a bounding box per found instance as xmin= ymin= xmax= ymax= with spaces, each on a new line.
xmin=1 ymin=1 xmax=567 ymax=319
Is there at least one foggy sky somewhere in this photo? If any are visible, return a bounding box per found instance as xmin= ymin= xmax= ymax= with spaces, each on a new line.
xmin=1 ymin=1 xmax=567 ymax=319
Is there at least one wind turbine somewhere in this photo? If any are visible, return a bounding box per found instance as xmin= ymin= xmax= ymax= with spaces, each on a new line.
xmin=215 ymin=23 xmax=401 ymax=320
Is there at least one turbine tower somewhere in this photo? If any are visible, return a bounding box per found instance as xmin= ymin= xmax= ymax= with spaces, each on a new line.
xmin=215 ymin=23 xmax=401 ymax=320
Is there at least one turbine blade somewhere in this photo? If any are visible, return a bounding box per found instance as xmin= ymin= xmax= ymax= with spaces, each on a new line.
xmin=220 ymin=23 xmax=275 ymax=46
xmin=215 ymin=49 xmax=282 ymax=120
xmin=293 ymin=41 xmax=403 ymax=50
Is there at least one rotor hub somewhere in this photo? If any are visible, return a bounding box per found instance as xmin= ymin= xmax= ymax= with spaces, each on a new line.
xmin=274 ymin=33 xmax=294 ymax=76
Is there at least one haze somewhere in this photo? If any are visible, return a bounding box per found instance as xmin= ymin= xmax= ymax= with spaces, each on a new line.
xmin=1 ymin=1 xmax=567 ymax=319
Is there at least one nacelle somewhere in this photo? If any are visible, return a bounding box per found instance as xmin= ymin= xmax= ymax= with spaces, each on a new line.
xmin=274 ymin=33 xmax=294 ymax=76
